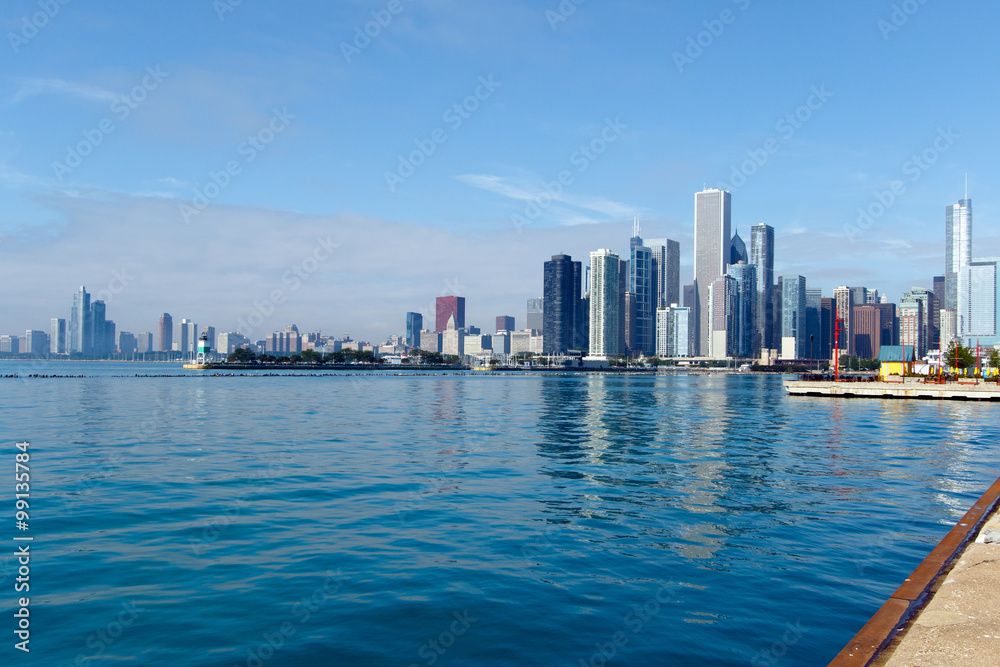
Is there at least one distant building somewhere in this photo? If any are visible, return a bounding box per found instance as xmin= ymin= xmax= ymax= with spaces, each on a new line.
xmin=0 ymin=335 xmax=19 ymax=353
xmin=50 ymin=318 xmax=66 ymax=354
xmin=730 ymin=229 xmax=748 ymax=265
xmin=727 ymin=262 xmax=756 ymax=358
xmin=939 ymin=309 xmax=957 ymax=346
xmin=70 ymin=286 xmax=92 ymax=354
xmin=833 ymin=286 xmax=855 ymax=357
xmin=543 ymin=254 xmax=584 ymax=354
xmin=750 ymin=223 xmax=775 ymax=352
xmin=24 ymin=330 xmax=48 ymax=357
xmin=526 ymin=298 xmax=543 ymax=333
xmin=899 ymin=300 xmax=925 ymax=357
xmin=945 ymin=196 xmax=971 ymax=315
xmin=436 ymin=296 xmax=465 ymax=333
xmin=708 ymin=275 xmax=737 ymax=359
xmin=588 ymin=249 xmax=621 ymax=358
xmin=406 ymin=312 xmax=423 ymax=348
xmin=158 ymin=313 xmax=173 ymax=352
xmin=694 ymin=188 xmax=731 ymax=355
xmin=495 ymin=315 xmax=514 ymax=333
xmin=645 ymin=237 xmax=681 ymax=309
xmin=216 ymin=332 xmax=249 ymax=355
xmin=780 ymin=275 xmax=807 ymax=359
xmin=960 ymin=257 xmax=999 ymax=345
xmin=419 ymin=330 xmax=441 ymax=354
xmin=136 ymin=332 xmax=154 ymax=354
xmin=118 ymin=332 xmax=137 ymax=355
xmin=265 ymin=325 xmax=302 ymax=356
xmin=629 ymin=226 xmax=655 ymax=355
xmin=852 ymin=305 xmax=882 ymax=360
xmin=656 ymin=305 xmax=692 ymax=357
xmin=441 ymin=315 xmax=464 ymax=357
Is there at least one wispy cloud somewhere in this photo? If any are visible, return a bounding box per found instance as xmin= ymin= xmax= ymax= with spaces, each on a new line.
xmin=455 ymin=172 xmax=641 ymax=226
xmin=7 ymin=78 xmax=118 ymax=106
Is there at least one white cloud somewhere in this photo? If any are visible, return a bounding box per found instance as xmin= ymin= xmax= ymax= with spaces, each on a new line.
xmin=8 ymin=78 xmax=119 ymax=106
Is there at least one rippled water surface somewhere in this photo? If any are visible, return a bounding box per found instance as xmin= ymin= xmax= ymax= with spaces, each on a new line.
xmin=2 ymin=362 xmax=998 ymax=666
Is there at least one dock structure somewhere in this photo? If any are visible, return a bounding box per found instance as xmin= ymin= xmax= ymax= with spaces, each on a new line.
xmin=785 ymin=377 xmax=1000 ymax=401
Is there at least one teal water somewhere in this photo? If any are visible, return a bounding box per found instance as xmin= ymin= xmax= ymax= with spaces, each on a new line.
xmin=2 ymin=362 xmax=998 ymax=666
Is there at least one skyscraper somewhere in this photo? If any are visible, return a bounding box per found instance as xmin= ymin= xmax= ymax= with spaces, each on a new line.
xmin=435 ymin=296 xmax=465 ymax=333
xmin=495 ymin=315 xmax=514 ymax=333
xmin=158 ymin=313 xmax=173 ymax=352
xmin=730 ymin=229 xmax=748 ymax=265
xmin=708 ymin=275 xmax=738 ymax=359
xmin=543 ymin=254 xmax=583 ymax=355
xmin=91 ymin=300 xmax=108 ymax=356
xmin=750 ymin=224 xmax=774 ymax=354
xmin=645 ymin=238 xmax=681 ymax=309
xmin=406 ymin=312 xmax=422 ymax=348
xmin=726 ymin=262 xmax=756 ymax=358
xmin=694 ymin=188 xmax=732 ymax=355
xmin=70 ymin=286 xmax=92 ymax=354
xmin=780 ymin=276 xmax=807 ymax=359
xmin=629 ymin=227 xmax=654 ymax=355
xmin=945 ymin=195 xmax=972 ymax=316
xmin=589 ymin=249 xmax=620 ymax=358
xmin=526 ymin=298 xmax=543 ymax=333
xmin=833 ymin=286 xmax=855 ymax=357
xmin=50 ymin=318 xmax=66 ymax=354
xmin=961 ymin=258 xmax=999 ymax=344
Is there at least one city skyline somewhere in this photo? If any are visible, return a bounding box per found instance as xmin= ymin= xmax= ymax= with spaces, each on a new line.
xmin=2 ymin=2 xmax=999 ymax=341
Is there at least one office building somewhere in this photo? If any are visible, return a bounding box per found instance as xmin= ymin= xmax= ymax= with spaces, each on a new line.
xmin=118 ymin=332 xmax=137 ymax=356
xmin=961 ymin=257 xmax=999 ymax=344
xmin=708 ymin=275 xmax=738 ymax=359
xmin=820 ymin=297 xmax=835 ymax=362
xmin=136 ymin=332 xmax=154 ymax=354
xmin=903 ymin=288 xmax=936 ymax=350
xmin=24 ymin=330 xmax=48 ymax=357
xmin=833 ymin=286 xmax=854 ymax=357
xmin=495 ymin=315 xmax=514 ymax=333
xmin=419 ymin=330 xmax=442 ymax=354
xmin=543 ymin=254 xmax=584 ymax=354
xmin=0 ymin=335 xmax=20 ymax=353
xmin=852 ymin=305 xmax=882 ymax=360
xmin=158 ymin=314 xmax=173 ymax=352
xmin=50 ymin=318 xmax=66 ymax=354
xmin=526 ymin=298 xmax=543 ymax=333
xmin=727 ymin=262 xmax=756 ymax=358
xmin=70 ymin=286 xmax=92 ymax=354
xmin=694 ymin=188 xmax=732 ymax=355
xmin=656 ymin=305 xmax=692 ymax=357
xmin=588 ymin=249 xmax=621 ymax=358
xmin=945 ymin=195 xmax=972 ymax=315
xmin=750 ymin=224 xmax=775 ymax=353
xmin=406 ymin=312 xmax=422 ymax=348
xmin=730 ymin=229 xmax=748 ymax=265
xmin=91 ymin=300 xmax=112 ymax=356
xmin=441 ymin=315 xmax=465 ymax=357
xmin=436 ymin=296 xmax=465 ymax=333
xmin=629 ymin=225 xmax=655 ymax=355
xmin=805 ymin=288 xmax=823 ymax=360
xmin=899 ymin=299 xmax=925 ymax=357
xmin=645 ymin=237 xmax=681 ymax=309
xmin=780 ymin=275 xmax=807 ymax=359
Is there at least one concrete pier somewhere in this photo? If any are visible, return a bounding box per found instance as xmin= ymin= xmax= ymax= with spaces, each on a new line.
xmin=785 ymin=378 xmax=1000 ymax=401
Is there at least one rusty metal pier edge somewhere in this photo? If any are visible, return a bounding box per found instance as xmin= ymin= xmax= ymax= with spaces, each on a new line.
xmin=828 ymin=474 xmax=1000 ymax=666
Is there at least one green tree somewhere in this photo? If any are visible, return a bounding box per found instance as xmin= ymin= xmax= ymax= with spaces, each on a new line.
xmin=227 ymin=347 xmax=257 ymax=363
xmin=300 ymin=349 xmax=321 ymax=363
xmin=945 ymin=341 xmax=975 ymax=370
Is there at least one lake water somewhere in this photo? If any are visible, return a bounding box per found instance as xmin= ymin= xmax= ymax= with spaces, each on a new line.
xmin=2 ymin=361 xmax=998 ymax=666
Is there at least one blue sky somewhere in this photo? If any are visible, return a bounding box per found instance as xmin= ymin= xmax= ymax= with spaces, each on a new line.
xmin=1 ymin=0 xmax=998 ymax=342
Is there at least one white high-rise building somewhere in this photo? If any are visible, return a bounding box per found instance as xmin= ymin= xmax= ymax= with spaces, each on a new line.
xmin=945 ymin=195 xmax=972 ymax=318
xmin=961 ymin=258 xmax=998 ymax=345
xmin=588 ymin=249 xmax=621 ymax=358
xmin=694 ymin=188 xmax=731 ymax=356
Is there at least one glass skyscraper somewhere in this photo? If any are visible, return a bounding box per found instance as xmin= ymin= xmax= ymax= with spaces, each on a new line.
xmin=405 ymin=312 xmax=422 ymax=348
xmin=543 ymin=254 xmax=583 ymax=355
xmin=70 ymin=286 xmax=92 ymax=354
xmin=945 ymin=196 xmax=971 ymax=317
xmin=629 ymin=229 xmax=654 ymax=356
xmin=750 ymin=223 xmax=774 ymax=354
xmin=588 ymin=249 xmax=621 ymax=358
